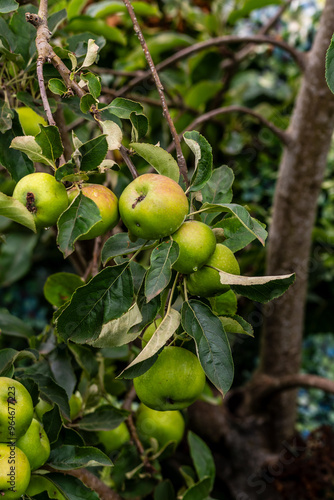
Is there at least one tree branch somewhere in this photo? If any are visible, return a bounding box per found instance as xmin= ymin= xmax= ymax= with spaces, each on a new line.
xmin=122 ymin=0 xmax=188 ymax=185
xmin=168 ymin=105 xmax=290 ymax=153
xmin=119 ymin=145 xmax=139 ymax=179
xmin=61 ymin=468 xmax=123 ymax=500
xmin=117 ymin=34 xmax=306 ymax=97
xmin=260 ymin=373 xmax=334 ymax=399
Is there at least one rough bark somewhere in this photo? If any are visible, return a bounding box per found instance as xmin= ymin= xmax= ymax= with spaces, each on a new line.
xmin=258 ymin=0 xmax=334 ymax=448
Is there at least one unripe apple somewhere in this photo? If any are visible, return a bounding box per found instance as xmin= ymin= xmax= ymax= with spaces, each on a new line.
xmin=133 ymin=346 xmax=206 ymax=411
xmin=16 ymin=107 xmax=47 ymax=136
xmin=12 ymin=173 xmax=69 ymax=229
xmin=141 ymin=317 xmax=162 ymax=347
xmin=97 ymin=422 xmax=130 ymax=453
xmin=0 ymin=443 xmax=31 ymax=499
xmin=187 ymin=243 xmax=240 ymax=297
xmin=68 ymin=184 xmax=119 ymax=240
xmin=171 ymin=220 xmax=216 ymax=274
xmin=0 ymin=377 xmax=34 ymax=441
xmin=136 ymin=403 xmax=185 ymax=449
xmin=119 ymin=174 xmax=189 ymax=240
xmin=16 ymin=418 xmax=50 ymax=471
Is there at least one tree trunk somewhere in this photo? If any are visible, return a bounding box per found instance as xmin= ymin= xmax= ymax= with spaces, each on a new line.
xmin=258 ymin=0 xmax=334 ymax=449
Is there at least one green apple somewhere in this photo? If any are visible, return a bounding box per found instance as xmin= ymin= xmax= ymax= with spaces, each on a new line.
xmin=12 ymin=173 xmax=69 ymax=229
xmin=187 ymin=243 xmax=240 ymax=297
xmin=133 ymin=346 xmax=206 ymax=411
xmin=16 ymin=107 xmax=47 ymax=136
xmin=136 ymin=403 xmax=185 ymax=449
xmin=171 ymin=220 xmax=216 ymax=274
xmin=0 ymin=442 xmax=31 ymax=499
xmin=119 ymin=174 xmax=189 ymax=240
xmin=141 ymin=317 xmax=162 ymax=347
xmin=26 ymin=476 xmax=65 ymax=500
xmin=0 ymin=377 xmax=34 ymax=441
xmin=97 ymin=422 xmax=130 ymax=453
xmin=68 ymin=184 xmax=119 ymax=240
xmin=16 ymin=418 xmax=50 ymax=471
xmin=35 ymin=398 xmax=53 ymax=421
xmin=69 ymin=392 xmax=83 ymax=420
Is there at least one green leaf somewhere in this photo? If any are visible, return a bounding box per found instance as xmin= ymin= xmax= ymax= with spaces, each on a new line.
xmin=0 ymin=348 xmax=37 ymax=376
xmin=80 ymin=93 xmax=97 ymax=114
xmin=57 ymin=193 xmax=102 ymax=258
xmin=20 ymin=373 xmax=70 ymax=420
xmin=89 ymin=302 xmax=143 ymax=348
xmin=107 ymin=97 xmax=144 ymax=119
xmin=42 ymin=405 xmax=63 ymax=444
xmin=201 ymin=166 xmax=234 ymax=224
xmin=0 ymin=308 xmax=34 ymax=338
xmin=228 ymin=0 xmax=282 ymax=24
xmin=42 ymin=473 xmax=101 ymax=500
xmin=217 ymin=216 xmax=267 ymax=253
xmin=81 ymin=72 xmax=101 ymax=99
xmin=79 ymin=135 xmax=108 ymax=170
xmin=184 ymin=131 xmax=213 ymax=192
xmin=67 ymin=0 xmax=88 ymax=19
xmin=48 ymin=8 xmax=67 ymax=33
xmin=128 ymin=284 xmax=161 ymax=335
xmin=217 ymin=271 xmax=296 ymax=304
xmin=82 ymin=39 xmax=99 ymax=68
xmin=49 ymin=78 xmax=68 ymax=96
xmin=119 ymin=309 xmax=180 ymax=378
xmin=0 ymin=100 xmax=14 ymax=134
xmin=100 ymin=120 xmax=122 ymax=150
xmin=86 ymin=0 xmax=161 ymax=19
xmin=48 ymin=445 xmax=112 ymax=470
xmin=154 ymin=481 xmax=175 ymax=500
xmin=0 ymin=0 xmax=18 ymax=14
xmin=145 ymin=240 xmax=179 ymax=302
xmin=193 ymin=202 xmax=267 ymax=246
xmin=55 ymin=161 xmax=76 ymax=182
xmin=0 ymin=39 xmax=23 ymax=64
xmin=209 ymin=290 xmax=237 ymax=317
xmin=188 ymin=431 xmax=216 ymax=489
xmin=35 ymin=125 xmax=64 ymax=164
xmin=130 ymin=112 xmax=148 ymax=142
xmin=220 ymin=315 xmax=254 ymax=337
xmin=0 ymin=108 xmax=34 ymax=181
xmin=182 ymin=477 xmax=212 ymax=500
xmin=326 ymin=33 xmax=334 ymax=94
xmin=0 ymin=232 xmax=38 ymax=287
xmin=181 ymin=300 xmax=234 ymax=395
xmin=102 ymin=233 xmax=156 ymax=264
xmin=56 ymin=264 xmax=134 ymax=343
xmin=74 ymin=404 xmax=128 ymax=431
xmin=0 ymin=192 xmax=36 ymax=232
xmin=44 ymin=272 xmax=85 ymax=308
xmin=130 ymin=142 xmax=179 ymax=182
xmin=68 ymin=343 xmax=98 ymax=378
xmin=10 ymin=136 xmax=56 ymax=167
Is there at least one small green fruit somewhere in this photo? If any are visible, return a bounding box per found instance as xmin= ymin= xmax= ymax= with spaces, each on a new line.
xmin=0 ymin=443 xmax=31 ymax=499
xmin=187 ymin=243 xmax=240 ymax=297
xmin=16 ymin=107 xmax=47 ymax=136
xmin=35 ymin=398 xmax=53 ymax=421
xmin=119 ymin=174 xmax=189 ymax=240
xmin=68 ymin=184 xmax=119 ymax=240
xmin=16 ymin=418 xmax=50 ymax=471
xmin=133 ymin=346 xmax=206 ymax=411
xmin=69 ymin=392 xmax=83 ymax=420
xmin=0 ymin=377 xmax=34 ymax=441
xmin=12 ymin=173 xmax=69 ymax=229
xmin=136 ymin=403 xmax=185 ymax=449
xmin=171 ymin=220 xmax=216 ymax=274
xmin=26 ymin=476 xmax=66 ymax=500
xmin=97 ymin=422 xmax=130 ymax=453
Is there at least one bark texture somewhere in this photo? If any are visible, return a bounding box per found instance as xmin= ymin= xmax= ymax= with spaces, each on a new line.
xmin=258 ymin=0 xmax=334 ymax=448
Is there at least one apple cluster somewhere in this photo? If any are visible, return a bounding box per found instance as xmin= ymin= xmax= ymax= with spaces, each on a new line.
xmin=0 ymin=377 xmax=50 ymax=500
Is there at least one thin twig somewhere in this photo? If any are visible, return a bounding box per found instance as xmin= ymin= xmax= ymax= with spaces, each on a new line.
xmin=122 ymin=0 xmax=188 ymax=185
xmin=167 ymin=105 xmax=291 ymax=153
xmin=119 ymin=144 xmax=139 ymax=179
xmin=117 ymin=34 xmax=306 ymax=97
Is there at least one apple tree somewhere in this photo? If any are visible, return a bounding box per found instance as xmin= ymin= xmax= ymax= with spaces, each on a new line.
xmin=0 ymin=0 xmax=333 ymax=498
